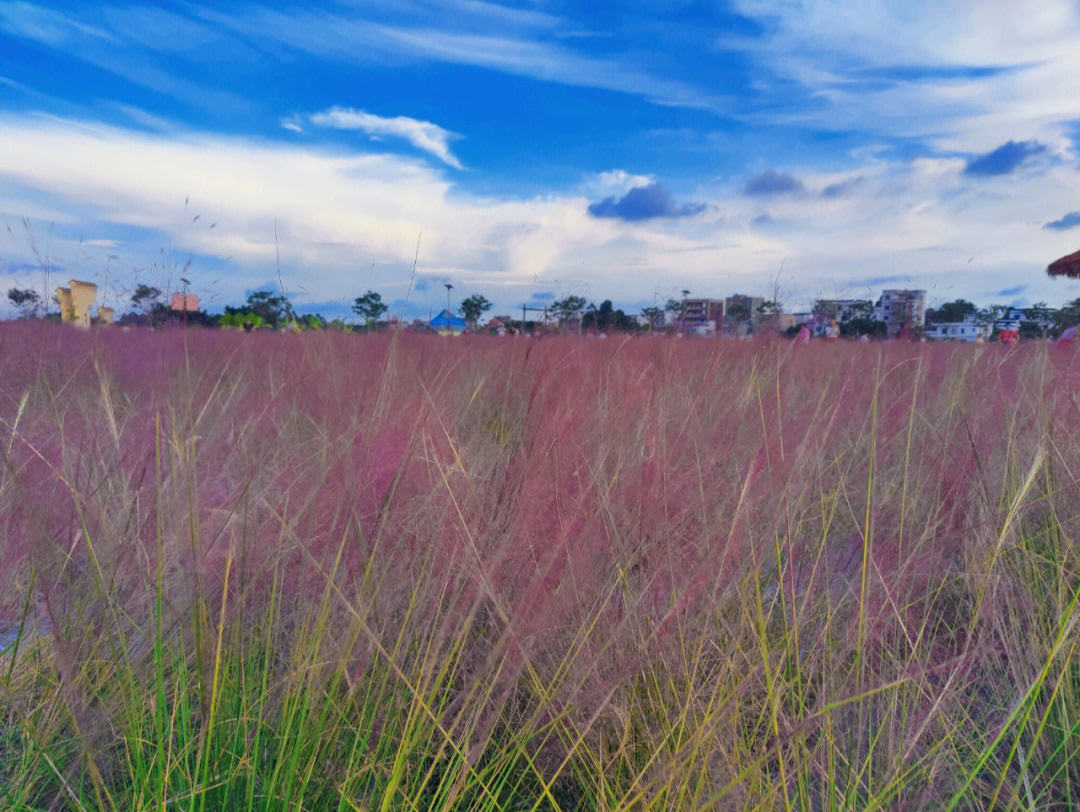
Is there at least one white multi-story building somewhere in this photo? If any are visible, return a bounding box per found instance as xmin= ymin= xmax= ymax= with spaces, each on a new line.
xmin=926 ymin=321 xmax=987 ymax=342
xmin=875 ymin=290 xmax=926 ymax=334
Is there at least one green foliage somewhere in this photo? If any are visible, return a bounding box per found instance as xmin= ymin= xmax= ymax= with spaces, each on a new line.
xmin=551 ymin=295 xmax=587 ymax=324
xmin=664 ymin=297 xmax=686 ymax=316
xmin=929 ymin=299 xmax=977 ymax=324
xmin=758 ymin=300 xmax=781 ymax=318
xmin=460 ymin=294 xmax=492 ymax=329
xmin=352 ymin=290 xmax=388 ymax=326
xmin=6 ymin=286 xmax=40 ymax=318
xmin=245 ymin=289 xmax=291 ymax=327
xmin=975 ymin=303 xmax=1008 ymax=330
xmin=219 ymin=309 xmax=266 ymax=330
xmin=726 ymin=301 xmax=751 ymax=322
xmin=581 ymin=299 xmax=635 ymax=332
xmin=130 ymin=283 xmax=162 ymax=315
xmin=640 ymin=305 xmax=666 ymax=329
xmin=1055 ymin=298 xmax=1080 ymax=333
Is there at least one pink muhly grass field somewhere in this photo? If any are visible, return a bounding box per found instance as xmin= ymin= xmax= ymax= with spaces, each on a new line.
xmin=2 ymin=322 xmax=1080 ymax=809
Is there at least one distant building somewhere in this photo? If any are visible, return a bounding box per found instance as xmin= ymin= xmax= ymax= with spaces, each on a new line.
xmin=875 ymin=290 xmax=926 ymax=334
xmin=774 ymin=312 xmax=813 ymax=332
xmin=815 ymin=299 xmax=868 ymax=322
xmin=683 ymin=298 xmax=725 ymax=334
xmin=724 ymin=294 xmax=764 ymax=332
xmin=171 ymin=293 xmax=199 ymax=312
xmin=1019 ymin=307 xmax=1058 ymax=335
xmin=55 ymin=279 xmax=97 ymax=328
xmin=926 ymin=320 xmax=986 ymax=342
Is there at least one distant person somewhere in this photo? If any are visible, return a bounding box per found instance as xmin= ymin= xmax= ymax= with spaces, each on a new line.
xmin=824 ymin=319 xmax=840 ymax=340
xmin=794 ymin=324 xmax=811 ymax=345
xmin=999 ymin=327 xmax=1019 ymax=347
xmin=1057 ymin=323 xmax=1079 ymax=348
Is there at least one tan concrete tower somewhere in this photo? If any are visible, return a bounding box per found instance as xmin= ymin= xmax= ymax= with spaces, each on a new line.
xmin=55 ymin=280 xmax=98 ymax=327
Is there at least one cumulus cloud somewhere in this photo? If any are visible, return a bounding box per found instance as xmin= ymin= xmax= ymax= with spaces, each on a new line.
xmin=964 ymin=140 xmax=1045 ymax=176
xmin=581 ymin=169 xmax=653 ymax=199
xmin=588 ymin=183 xmax=706 ymax=221
xmin=743 ymin=170 xmax=804 ymax=196
xmin=5 ymin=114 xmax=1080 ymax=313
xmin=1045 ymin=211 xmax=1080 ymax=230
xmin=308 ymin=106 xmax=464 ymax=169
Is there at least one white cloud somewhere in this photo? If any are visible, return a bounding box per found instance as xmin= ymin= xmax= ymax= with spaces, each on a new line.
xmin=580 ymin=170 xmax=654 ymax=198
xmin=194 ymin=6 xmax=724 ymax=112
xmin=1 ymin=114 xmax=1078 ymax=314
xmin=728 ymin=0 xmax=1080 ymax=153
xmin=308 ymin=106 xmax=463 ymax=169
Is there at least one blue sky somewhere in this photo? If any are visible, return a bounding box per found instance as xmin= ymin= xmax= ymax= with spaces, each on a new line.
xmin=1 ymin=1 xmax=1080 ymax=318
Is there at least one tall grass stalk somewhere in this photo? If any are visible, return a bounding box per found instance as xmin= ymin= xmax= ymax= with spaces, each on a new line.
xmin=2 ymin=324 xmax=1080 ymax=809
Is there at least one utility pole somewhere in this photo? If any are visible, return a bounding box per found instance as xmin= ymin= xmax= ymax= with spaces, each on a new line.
xmin=679 ymin=288 xmax=690 ymax=335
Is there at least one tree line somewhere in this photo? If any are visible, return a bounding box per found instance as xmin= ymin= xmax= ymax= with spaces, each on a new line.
xmin=8 ymin=282 xmax=1080 ymax=338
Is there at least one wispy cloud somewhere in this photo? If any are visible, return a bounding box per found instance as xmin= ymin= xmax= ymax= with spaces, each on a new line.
xmin=308 ymin=107 xmax=464 ymax=169
xmin=194 ymin=6 xmax=724 ymax=112
xmin=725 ymin=0 xmax=1080 ymax=153
xmin=0 ymin=4 xmax=251 ymax=112
xmin=821 ymin=177 xmax=864 ymax=198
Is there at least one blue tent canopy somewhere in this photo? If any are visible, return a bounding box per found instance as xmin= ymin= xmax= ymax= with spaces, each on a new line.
xmin=429 ymin=309 xmax=467 ymax=333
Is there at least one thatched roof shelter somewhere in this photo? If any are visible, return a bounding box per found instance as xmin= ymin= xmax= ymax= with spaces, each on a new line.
xmin=1048 ymin=249 xmax=1080 ymax=278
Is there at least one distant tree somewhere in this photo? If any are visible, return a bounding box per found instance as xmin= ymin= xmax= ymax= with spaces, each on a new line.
xmin=551 ymin=295 xmax=587 ymax=325
xmin=641 ymin=305 xmax=666 ymax=329
xmin=460 ymin=294 xmax=492 ymax=329
xmin=1055 ymin=298 xmax=1080 ymax=333
xmin=246 ymin=290 xmax=290 ymax=327
xmin=1020 ymin=301 xmax=1055 ymax=338
xmin=130 ymin=284 xmax=162 ymax=315
xmin=929 ymin=299 xmax=977 ymax=325
xmin=352 ymin=290 xmax=388 ymax=327
xmin=664 ymin=297 xmax=686 ymax=318
xmin=840 ymin=316 xmax=887 ymax=339
xmin=7 ymin=287 xmax=40 ymax=319
xmin=758 ymin=300 xmax=782 ymax=319
xmin=581 ymin=300 xmax=635 ymax=332
xmin=220 ymin=309 xmax=266 ymax=330
xmin=726 ymin=302 xmax=751 ymax=323
xmin=975 ymin=304 xmax=1008 ymax=335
